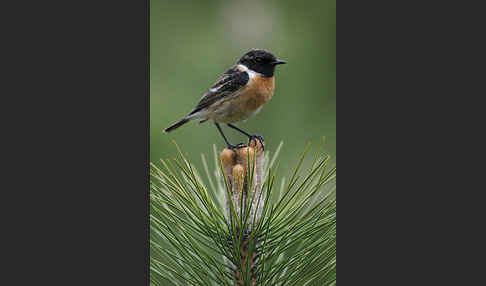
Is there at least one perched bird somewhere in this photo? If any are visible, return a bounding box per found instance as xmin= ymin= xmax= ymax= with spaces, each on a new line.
xmin=164 ymin=49 xmax=286 ymax=149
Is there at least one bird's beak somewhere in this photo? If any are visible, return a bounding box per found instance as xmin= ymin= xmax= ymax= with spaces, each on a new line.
xmin=272 ymin=59 xmax=287 ymax=65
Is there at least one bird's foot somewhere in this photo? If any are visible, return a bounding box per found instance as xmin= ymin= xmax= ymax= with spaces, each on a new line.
xmin=248 ymin=135 xmax=264 ymax=151
xmin=227 ymin=142 xmax=246 ymax=151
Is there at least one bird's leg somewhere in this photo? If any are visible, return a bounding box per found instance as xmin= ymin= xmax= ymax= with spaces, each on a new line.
xmin=227 ymin=123 xmax=251 ymax=137
xmin=215 ymin=122 xmax=244 ymax=150
xmin=227 ymin=123 xmax=264 ymax=150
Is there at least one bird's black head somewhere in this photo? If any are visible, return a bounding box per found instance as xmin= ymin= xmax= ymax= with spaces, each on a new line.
xmin=237 ymin=49 xmax=287 ymax=77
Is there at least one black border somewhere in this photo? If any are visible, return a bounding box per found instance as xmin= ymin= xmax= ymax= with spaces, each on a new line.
xmin=3 ymin=0 xmax=150 ymax=284
xmin=337 ymin=1 xmax=484 ymax=285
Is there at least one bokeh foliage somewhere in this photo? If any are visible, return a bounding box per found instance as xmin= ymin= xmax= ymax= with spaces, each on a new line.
xmin=150 ymin=0 xmax=336 ymax=176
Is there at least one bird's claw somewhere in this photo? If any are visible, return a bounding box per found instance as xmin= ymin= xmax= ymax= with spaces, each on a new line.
xmin=227 ymin=142 xmax=246 ymax=151
xmin=249 ymin=135 xmax=264 ymax=150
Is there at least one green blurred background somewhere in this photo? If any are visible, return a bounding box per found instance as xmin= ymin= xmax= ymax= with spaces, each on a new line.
xmin=151 ymin=0 xmax=336 ymax=175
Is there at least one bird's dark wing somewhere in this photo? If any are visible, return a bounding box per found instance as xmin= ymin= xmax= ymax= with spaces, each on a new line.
xmin=188 ymin=66 xmax=249 ymax=115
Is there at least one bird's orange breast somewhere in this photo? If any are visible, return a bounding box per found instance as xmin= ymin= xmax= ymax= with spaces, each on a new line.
xmin=238 ymin=75 xmax=275 ymax=110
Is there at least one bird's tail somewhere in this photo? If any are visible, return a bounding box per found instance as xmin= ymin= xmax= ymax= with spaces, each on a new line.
xmin=164 ymin=117 xmax=191 ymax=133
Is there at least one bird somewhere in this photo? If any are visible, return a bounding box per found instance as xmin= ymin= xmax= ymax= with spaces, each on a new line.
xmin=164 ymin=49 xmax=286 ymax=149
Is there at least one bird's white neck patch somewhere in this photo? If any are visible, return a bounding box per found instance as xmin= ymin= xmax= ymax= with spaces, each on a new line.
xmin=237 ymin=64 xmax=259 ymax=79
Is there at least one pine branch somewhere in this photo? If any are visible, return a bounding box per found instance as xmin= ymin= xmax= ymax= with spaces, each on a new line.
xmin=150 ymin=139 xmax=336 ymax=286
